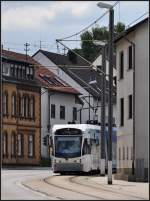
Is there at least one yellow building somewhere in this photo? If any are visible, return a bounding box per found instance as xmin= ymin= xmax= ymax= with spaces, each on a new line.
xmin=2 ymin=50 xmax=41 ymax=165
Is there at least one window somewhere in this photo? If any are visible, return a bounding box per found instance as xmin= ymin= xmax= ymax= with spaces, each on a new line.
xmin=14 ymin=65 xmax=18 ymax=77
xmin=128 ymin=45 xmax=133 ymax=69
xmin=30 ymin=96 xmax=34 ymax=118
xmin=131 ymin=147 xmax=133 ymax=160
xmin=11 ymin=132 xmax=16 ymax=157
xmin=60 ymin=106 xmax=65 ymax=119
xmin=28 ymin=134 xmax=34 ymax=157
xmin=18 ymin=65 xmax=22 ymax=78
xmin=22 ymin=66 xmax=26 ymax=78
xmin=119 ymin=147 xmax=121 ymax=160
xmin=123 ymin=146 xmax=125 ymax=160
xmin=30 ymin=68 xmax=34 ymax=79
xmin=119 ymin=51 xmax=124 ymax=79
xmin=51 ymin=104 xmax=55 ymax=118
xmin=2 ymin=132 xmax=8 ymax=157
xmin=128 ymin=94 xmax=132 ymax=119
xmin=11 ymin=93 xmax=16 ymax=116
xmin=113 ymin=76 xmax=117 ymax=86
xmin=3 ymin=92 xmax=8 ymax=116
xmin=3 ymin=62 xmax=10 ymax=76
xmin=126 ymin=147 xmax=128 ymax=160
xmin=26 ymin=67 xmax=30 ymax=79
xmin=17 ymin=134 xmax=23 ymax=156
xmin=10 ymin=64 xmax=14 ymax=76
xmin=21 ymin=96 xmax=25 ymax=117
xmin=120 ymin=98 xmax=124 ymax=126
xmin=73 ymin=107 xmax=77 ymax=121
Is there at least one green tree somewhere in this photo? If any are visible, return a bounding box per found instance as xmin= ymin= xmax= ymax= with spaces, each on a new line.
xmin=73 ymin=22 xmax=125 ymax=62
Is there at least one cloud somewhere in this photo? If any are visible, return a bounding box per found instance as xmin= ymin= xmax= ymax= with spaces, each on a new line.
xmin=2 ymin=1 xmax=93 ymax=31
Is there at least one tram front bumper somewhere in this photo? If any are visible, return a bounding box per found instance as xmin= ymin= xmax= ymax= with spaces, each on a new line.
xmin=53 ymin=163 xmax=83 ymax=172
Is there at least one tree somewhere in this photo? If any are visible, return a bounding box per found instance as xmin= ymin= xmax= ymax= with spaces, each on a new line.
xmin=73 ymin=22 xmax=125 ymax=62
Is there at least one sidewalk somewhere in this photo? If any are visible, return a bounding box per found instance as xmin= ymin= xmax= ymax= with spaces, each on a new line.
xmin=89 ymin=175 xmax=149 ymax=199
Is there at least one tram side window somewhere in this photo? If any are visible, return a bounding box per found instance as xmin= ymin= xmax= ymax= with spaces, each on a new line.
xmin=82 ymin=139 xmax=91 ymax=155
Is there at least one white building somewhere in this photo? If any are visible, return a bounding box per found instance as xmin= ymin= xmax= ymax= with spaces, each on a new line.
xmin=35 ymin=65 xmax=82 ymax=159
xmin=114 ymin=18 xmax=149 ymax=181
xmin=33 ymin=50 xmax=117 ymax=125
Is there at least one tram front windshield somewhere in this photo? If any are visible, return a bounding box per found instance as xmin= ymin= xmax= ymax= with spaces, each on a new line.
xmin=55 ymin=136 xmax=82 ymax=158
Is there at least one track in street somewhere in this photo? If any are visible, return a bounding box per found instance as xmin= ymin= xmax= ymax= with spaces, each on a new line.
xmin=2 ymin=169 xmax=149 ymax=200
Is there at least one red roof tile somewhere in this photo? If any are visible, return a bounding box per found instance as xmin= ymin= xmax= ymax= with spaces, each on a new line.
xmin=2 ymin=49 xmax=80 ymax=95
xmin=35 ymin=65 xmax=80 ymax=95
xmin=2 ymin=49 xmax=37 ymax=64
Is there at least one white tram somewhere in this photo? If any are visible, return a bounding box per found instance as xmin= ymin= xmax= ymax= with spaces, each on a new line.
xmin=51 ymin=124 xmax=117 ymax=174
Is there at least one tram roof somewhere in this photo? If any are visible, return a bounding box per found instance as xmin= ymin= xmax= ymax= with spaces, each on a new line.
xmin=52 ymin=124 xmax=117 ymax=133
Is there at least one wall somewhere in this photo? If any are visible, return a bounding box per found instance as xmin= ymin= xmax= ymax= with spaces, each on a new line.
xmin=41 ymin=89 xmax=82 ymax=158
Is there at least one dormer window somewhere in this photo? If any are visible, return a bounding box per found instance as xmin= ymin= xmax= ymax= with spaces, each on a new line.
xmin=3 ymin=63 xmax=10 ymax=76
xmin=14 ymin=65 xmax=18 ymax=77
xmin=22 ymin=66 xmax=26 ymax=78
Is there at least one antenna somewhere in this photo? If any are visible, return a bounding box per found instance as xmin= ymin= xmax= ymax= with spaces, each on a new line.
xmin=24 ymin=43 xmax=30 ymax=60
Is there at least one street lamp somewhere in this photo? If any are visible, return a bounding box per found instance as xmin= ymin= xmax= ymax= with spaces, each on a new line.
xmin=92 ymin=41 xmax=106 ymax=177
xmin=97 ymin=2 xmax=114 ymax=185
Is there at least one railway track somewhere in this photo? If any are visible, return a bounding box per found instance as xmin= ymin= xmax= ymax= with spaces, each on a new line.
xmin=69 ymin=176 xmax=147 ymax=200
xmin=44 ymin=175 xmax=105 ymax=200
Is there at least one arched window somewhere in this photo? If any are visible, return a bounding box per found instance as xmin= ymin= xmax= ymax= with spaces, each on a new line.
xmin=2 ymin=131 xmax=8 ymax=157
xmin=3 ymin=91 xmax=8 ymax=115
xmin=11 ymin=93 xmax=16 ymax=116
xmin=11 ymin=132 xmax=16 ymax=157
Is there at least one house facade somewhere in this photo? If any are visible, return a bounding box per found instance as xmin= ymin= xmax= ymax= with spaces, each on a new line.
xmin=2 ymin=50 xmax=41 ymax=165
xmin=33 ymin=50 xmax=117 ymax=125
xmin=35 ymin=65 xmax=82 ymax=159
xmin=114 ymin=18 xmax=149 ymax=181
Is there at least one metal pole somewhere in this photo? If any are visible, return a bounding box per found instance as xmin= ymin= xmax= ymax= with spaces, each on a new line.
xmin=89 ymin=93 xmax=90 ymax=121
xmin=100 ymin=46 xmax=106 ymax=176
xmin=108 ymin=8 xmax=114 ymax=185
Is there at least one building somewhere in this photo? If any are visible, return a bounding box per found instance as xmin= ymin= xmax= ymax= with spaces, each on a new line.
xmin=35 ymin=65 xmax=83 ymax=159
xmin=114 ymin=18 xmax=149 ymax=181
xmin=33 ymin=50 xmax=117 ymax=125
xmin=2 ymin=50 xmax=41 ymax=165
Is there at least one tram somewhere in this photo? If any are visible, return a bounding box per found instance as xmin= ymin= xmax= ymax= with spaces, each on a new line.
xmin=51 ymin=124 xmax=117 ymax=174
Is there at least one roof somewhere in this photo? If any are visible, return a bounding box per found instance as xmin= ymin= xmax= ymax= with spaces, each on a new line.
xmin=115 ymin=17 xmax=148 ymax=43
xmin=2 ymin=49 xmax=37 ymax=64
xmin=33 ymin=49 xmax=116 ymax=101
xmin=35 ymin=64 xmax=80 ymax=95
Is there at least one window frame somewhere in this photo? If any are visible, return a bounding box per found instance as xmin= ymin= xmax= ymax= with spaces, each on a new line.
xmin=60 ymin=105 xmax=65 ymax=120
xmin=73 ymin=107 xmax=77 ymax=121
xmin=119 ymin=51 xmax=124 ymax=79
xmin=3 ymin=91 xmax=8 ymax=116
xmin=128 ymin=45 xmax=133 ymax=70
xmin=2 ymin=131 xmax=8 ymax=158
xmin=11 ymin=92 xmax=17 ymax=117
xmin=11 ymin=132 xmax=16 ymax=158
xmin=51 ymin=104 xmax=56 ymax=119
xmin=28 ymin=134 xmax=35 ymax=158
xmin=120 ymin=98 xmax=124 ymax=127
xmin=128 ymin=94 xmax=132 ymax=119
xmin=17 ymin=133 xmax=24 ymax=157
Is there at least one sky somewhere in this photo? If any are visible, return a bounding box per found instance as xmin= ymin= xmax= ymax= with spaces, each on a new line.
xmin=1 ymin=1 xmax=149 ymax=56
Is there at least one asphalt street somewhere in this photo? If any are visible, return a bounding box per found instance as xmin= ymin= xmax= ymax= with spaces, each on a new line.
xmin=1 ymin=168 xmax=54 ymax=200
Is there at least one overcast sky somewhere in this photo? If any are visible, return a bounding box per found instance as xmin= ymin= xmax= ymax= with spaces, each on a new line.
xmin=2 ymin=1 xmax=149 ymax=55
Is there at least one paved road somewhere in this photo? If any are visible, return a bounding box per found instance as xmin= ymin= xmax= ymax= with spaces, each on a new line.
xmin=1 ymin=168 xmax=54 ymax=200
xmin=1 ymin=168 xmax=149 ymax=200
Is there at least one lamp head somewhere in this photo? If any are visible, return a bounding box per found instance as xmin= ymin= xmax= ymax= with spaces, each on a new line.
xmin=97 ymin=2 xmax=113 ymax=9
